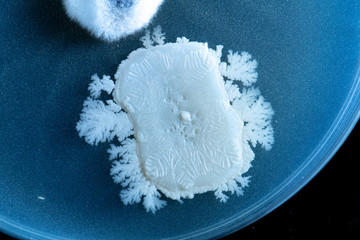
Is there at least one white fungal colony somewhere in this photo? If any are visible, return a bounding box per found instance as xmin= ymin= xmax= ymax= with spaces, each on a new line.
xmin=77 ymin=27 xmax=274 ymax=213
xmin=62 ymin=0 xmax=164 ymax=41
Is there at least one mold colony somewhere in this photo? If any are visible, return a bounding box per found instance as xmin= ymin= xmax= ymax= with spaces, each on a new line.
xmin=62 ymin=0 xmax=164 ymax=41
xmin=76 ymin=27 xmax=274 ymax=212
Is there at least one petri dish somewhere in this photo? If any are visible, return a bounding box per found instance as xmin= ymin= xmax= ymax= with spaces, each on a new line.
xmin=0 ymin=1 xmax=359 ymax=239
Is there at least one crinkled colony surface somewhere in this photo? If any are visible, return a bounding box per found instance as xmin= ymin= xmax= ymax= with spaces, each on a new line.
xmin=76 ymin=26 xmax=274 ymax=213
xmin=62 ymin=0 xmax=164 ymax=41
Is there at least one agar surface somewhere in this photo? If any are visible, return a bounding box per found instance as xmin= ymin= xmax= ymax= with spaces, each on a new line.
xmin=77 ymin=27 xmax=274 ymax=213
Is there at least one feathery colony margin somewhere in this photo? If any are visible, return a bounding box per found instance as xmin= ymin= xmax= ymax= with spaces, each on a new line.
xmin=77 ymin=27 xmax=274 ymax=213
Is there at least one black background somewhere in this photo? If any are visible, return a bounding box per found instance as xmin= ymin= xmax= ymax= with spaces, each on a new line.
xmin=1 ymin=121 xmax=359 ymax=240
xmin=223 ymin=121 xmax=360 ymax=240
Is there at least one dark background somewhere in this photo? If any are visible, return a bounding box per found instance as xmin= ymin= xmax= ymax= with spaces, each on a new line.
xmin=1 ymin=122 xmax=359 ymax=240
xmin=223 ymin=121 xmax=360 ymax=240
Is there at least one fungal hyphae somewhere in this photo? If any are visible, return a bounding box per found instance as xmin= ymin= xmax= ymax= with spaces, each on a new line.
xmin=77 ymin=26 xmax=274 ymax=213
xmin=62 ymin=0 xmax=164 ymax=41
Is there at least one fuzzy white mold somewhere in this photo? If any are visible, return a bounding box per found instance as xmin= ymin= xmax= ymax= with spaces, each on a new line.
xmin=76 ymin=26 xmax=274 ymax=213
xmin=62 ymin=0 xmax=164 ymax=41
